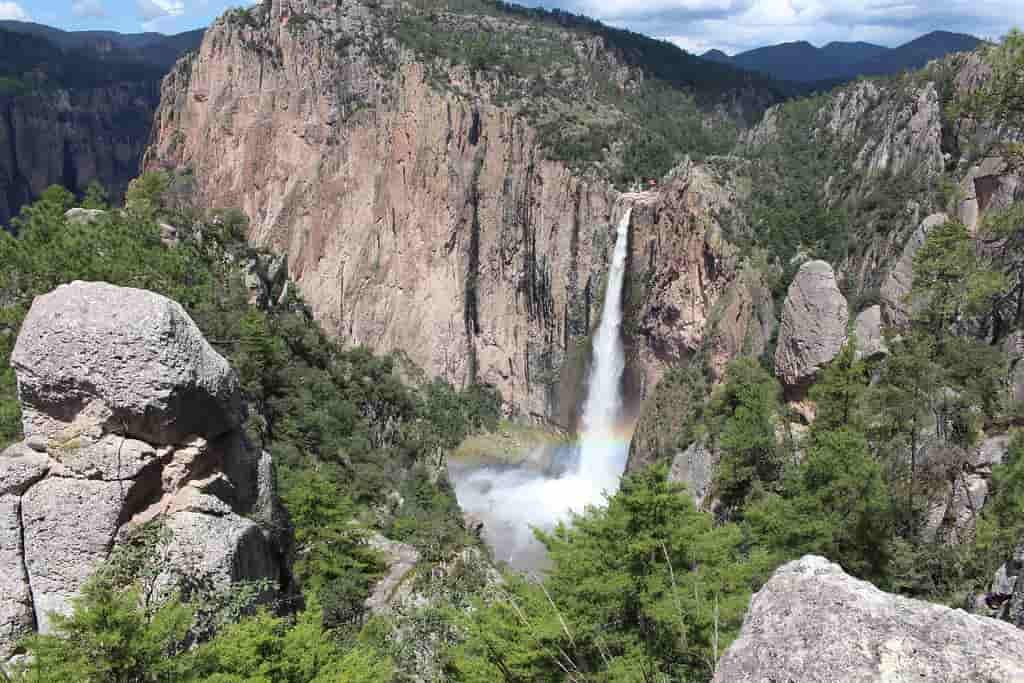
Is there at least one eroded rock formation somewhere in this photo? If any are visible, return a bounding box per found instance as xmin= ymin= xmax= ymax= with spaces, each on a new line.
xmin=0 ymin=281 xmax=292 ymax=658
xmin=774 ymin=260 xmax=848 ymax=389
xmin=715 ymin=555 xmax=1024 ymax=682
xmin=145 ymin=0 xmax=760 ymax=424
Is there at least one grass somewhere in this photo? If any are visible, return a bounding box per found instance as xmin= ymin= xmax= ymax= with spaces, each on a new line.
xmin=450 ymin=420 xmax=569 ymax=466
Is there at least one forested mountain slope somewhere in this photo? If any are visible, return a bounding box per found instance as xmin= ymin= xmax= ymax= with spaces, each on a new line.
xmin=705 ymin=31 xmax=982 ymax=85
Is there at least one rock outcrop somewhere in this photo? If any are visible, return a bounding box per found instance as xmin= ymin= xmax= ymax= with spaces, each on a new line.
xmin=0 ymin=281 xmax=291 ymax=658
xmin=958 ymin=156 xmax=1024 ymax=235
xmin=853 ymin=304 xmax=887 ymax=360
xmin=145 ymin=0 xmax=759 ymax=424
xmin=12 ymin=281 xmax=241 ymax=446
xmin=714 ymin=555 xmax=1024 ymax=682
xmin=879 ymin=212 xmax=948 ymax=326
xmin=774 ymin=261 xmax=849 ymax=388
xmin=668 ymin=440 xmax=715 ymax=509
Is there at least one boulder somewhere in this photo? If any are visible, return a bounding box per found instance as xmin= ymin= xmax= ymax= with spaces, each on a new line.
xmin=774 ymin=261 xmax=849 ymax=387
xmin=20 ymin=477 xmax=142 ymax=633
xmin=853 ymin=304 xmax=887 ymax=360
xmin=714 ymin=555 xmax=1024 ymax=682
xmin=63 ymin=208 xmax=108 ymax=226
xmin=11 ymin=281 xmax=241 ymax=445
xmin=668 ymin=440 xmax=715 ymax=509
xmin=0 ymin=497 xmax=34 ymax=658
xmin=365 ymin=534 xmax=420 ymax=615
xmin=163 ymin=509 xmax=280 ymax=589
xmin=880 ymin=212 xmax=948 ymax=326
xmin=1 ymin=281 xmax=293 ymax=655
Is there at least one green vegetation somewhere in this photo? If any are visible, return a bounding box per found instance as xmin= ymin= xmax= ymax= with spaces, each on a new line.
xmin=966 ymin=29 xmax=1024 ymax=127
xmin=390 ymin=0 xmax=771 ymax=185
xmin=449 ymin=466 xmax=766 ymax=681
xmin=0 ymin=28 xmax=166 ymax=93
xmin=0 ymin=176 xmax=502 ymax=677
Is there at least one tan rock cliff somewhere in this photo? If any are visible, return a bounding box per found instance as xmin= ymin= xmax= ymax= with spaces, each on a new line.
xmin=146 ymin=0 xmax=757 ymax=424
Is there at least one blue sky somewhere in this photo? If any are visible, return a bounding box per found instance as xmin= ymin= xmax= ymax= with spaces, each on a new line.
xmin=5 ymin=0 xmax=1023 ymax=53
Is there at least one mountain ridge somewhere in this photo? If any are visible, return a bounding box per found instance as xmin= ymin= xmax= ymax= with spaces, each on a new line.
xmin=702 ymin=30 xmax=982 ymax=83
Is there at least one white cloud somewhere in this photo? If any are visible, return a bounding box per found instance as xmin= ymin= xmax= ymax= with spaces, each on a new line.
xmin=72 ymin=0 xmax=106 ymax=18
xmin=0 ymin=1 xmax=30 ymax=20
xmin=136 ymin=0 xmax=185 ymax=30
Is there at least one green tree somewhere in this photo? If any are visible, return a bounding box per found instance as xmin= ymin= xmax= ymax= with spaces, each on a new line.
xmin=808 ymin=339 xmax=869 ymax=434
xmin=708 ymin=358 xmax=783 ymax=516
xmin=12 ymin=581 xmax=194 ymax=683
xmin=81 ymin=180 xmax=110 ymax=210
xmin=191 ymin=603 xmax=393 ymax=683
xmin=746 ymin=428 xmax=892 ymax=582
xmin=125 ymin=171 xmax=170 ymax=220
xmin=972 ymin=29 xmax=1024 ymax=127
xmin=911 ymin=217 xmax=1005 ymax=338
xmin=450 ymin=466 xmax=767 ymax=681
xmin=868 ymin=331 xmax=941 ymax=537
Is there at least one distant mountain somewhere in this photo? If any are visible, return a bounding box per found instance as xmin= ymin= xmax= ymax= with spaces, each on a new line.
xmin=702 ymin=31 xmax=982 ymax=85
xmin=731 ymin=41 xmax=839 ymax=83
xmin=0 ymin=20 xmax=203 ymax=69
xmin=819 ymin=41 xmax=887 ymax=64
xmin=700 ymin=49 xmax=732 ymax=64
xmin=0 ymin=23 xmax=203 ymax=225
xmin=852 ymin=31 xmax=982 ymax=77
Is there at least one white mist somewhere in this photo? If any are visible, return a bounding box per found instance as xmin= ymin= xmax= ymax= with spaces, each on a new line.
xmin=450 ymin=207 xmax=634 ymax=571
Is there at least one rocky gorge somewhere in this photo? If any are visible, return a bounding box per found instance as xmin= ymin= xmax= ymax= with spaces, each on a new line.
xmin=144 ymin=0 xmax=776 ymax=427
xmin=2 ymin=0 xmax=1024 ymax=678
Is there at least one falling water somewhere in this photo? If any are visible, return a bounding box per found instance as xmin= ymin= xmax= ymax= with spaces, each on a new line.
xmin=575 ymin=205 xmax=633 ymax=494
xmin=449 ymin=206 xmax=634 ymax=571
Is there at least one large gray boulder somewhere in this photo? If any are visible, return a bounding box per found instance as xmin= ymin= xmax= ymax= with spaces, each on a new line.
xmin=880 ymin=212 xmax=948 ymax=327
xmin=668 ymin=440 xmax=715 ymax=509
xmin=1 ymin=282 xmax=292 ymax=656
xmin=714 ymin=555 xmax=1024 ymax=682
xmin=774 ymin=261 xmax=849 ymax=387
xmin=12 ymin=281 xmax=241 ymax=446
xmin=853 ymin=304 xmax=887 ymax=360
xmin=20 ymin=477 xmax=139 ymax=633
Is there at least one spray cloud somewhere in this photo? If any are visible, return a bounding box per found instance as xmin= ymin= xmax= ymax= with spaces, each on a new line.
xmin=450 ymin=207 xmax=634 ymax=571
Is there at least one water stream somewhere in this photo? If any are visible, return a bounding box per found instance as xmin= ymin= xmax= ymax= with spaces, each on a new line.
xmin=449 ymin=207 xmax=634 ymax=572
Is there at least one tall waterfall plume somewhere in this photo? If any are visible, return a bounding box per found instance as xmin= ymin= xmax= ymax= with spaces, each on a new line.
xmin=448 ymin=206 xmax=635 ymax=571
xmin=576 ymin=206 xmax=633 ymax=495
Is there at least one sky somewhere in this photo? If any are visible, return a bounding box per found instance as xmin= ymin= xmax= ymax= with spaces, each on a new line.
xmin=4 ymin=0 xmax=1022 ymax=53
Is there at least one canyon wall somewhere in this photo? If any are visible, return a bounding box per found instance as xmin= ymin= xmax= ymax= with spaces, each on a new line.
xmin=0 ymin=84 xmax=157 ymax=225
xmin=146 ymin=0 xmax=758 ymax=423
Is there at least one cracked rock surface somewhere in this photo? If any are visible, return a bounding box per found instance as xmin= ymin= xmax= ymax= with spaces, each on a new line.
xmin=0 ymin=281 xmax=293 ymax=658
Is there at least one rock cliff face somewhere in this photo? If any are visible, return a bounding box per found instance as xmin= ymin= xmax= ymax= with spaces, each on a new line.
xmin=714 ymin=555 xmax=1024 ymax=682
xmin=0 ymin=281 xmax=292 ymax=658
xmin=0 ymin=85 xmax=158 ymax=226
xmin=145 ymin=0 xmax=758 ymax=423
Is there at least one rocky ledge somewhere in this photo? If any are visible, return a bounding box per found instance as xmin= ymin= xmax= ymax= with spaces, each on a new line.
xmin=714 ymin=555 xmax=1024 ymax=682
xmin=0 ymin=281 xmax=292 ymax=658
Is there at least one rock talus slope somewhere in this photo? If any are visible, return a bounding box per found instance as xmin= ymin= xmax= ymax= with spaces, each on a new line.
xmin=0 ymin=281 xmax=292 ymax=658
xmin=715 ymin=555 xmax=1024 ymax=682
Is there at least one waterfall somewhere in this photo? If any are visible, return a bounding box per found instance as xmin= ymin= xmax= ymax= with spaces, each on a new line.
xmin=447 ymin=205 xmax=635 ymax=571
xmin=576 ymin=206 xmax=632 ymax=496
